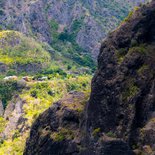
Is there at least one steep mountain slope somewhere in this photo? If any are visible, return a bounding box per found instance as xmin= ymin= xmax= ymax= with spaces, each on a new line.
xmin=0 ymin=30 xmax=95 ymax=78
xmin=0 ymin=30 xmax=51 ymax=75
xmin=0 ymin=0 xmax=150 ymax=59
xmin=24 ymin=1 xmax=155 ymax=155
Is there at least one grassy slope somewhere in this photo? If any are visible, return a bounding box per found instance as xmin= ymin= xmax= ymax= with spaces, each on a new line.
xmin=0 ymin=31 xmax=50 ymax=65
xmin=0 ymin=30 xmax=95 ymax=78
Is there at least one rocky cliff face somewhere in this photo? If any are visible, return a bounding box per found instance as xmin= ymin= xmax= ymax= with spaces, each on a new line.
xmin=0 ymin=0 xmax=149 ymax=58
xmin=24 ymin=92 xmax=89 ymax=155
xmin=87 ymin=0 xmax=155 ymax=145
xmin=24 ymin=1 xmax=155 ymax=155
xmin=2 ymin=95 xmax=27 ymax=139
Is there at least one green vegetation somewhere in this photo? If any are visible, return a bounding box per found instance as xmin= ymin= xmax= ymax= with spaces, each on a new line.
xmin=0 ymin=31 xmax=51 ymax=65
xmin=116 ymin=48 xmax=128 ymax=64
xmin=0 ymin=80 xmax=25 ymax=108
xmin=0 ymin=9 xmax=4 ymax=16
xmin=58 ymin=18 xmax=84 ymax=43
xmin=122 ymin=79 xmax=139 ymax=102
xmin=71 ymin=19 xmax=83 ymax=32
xmin=0 ymin=136 xmax=27 ymax=155
xmin=49 ymin=19 xmax=59 ymax=31
xmin=129 ymin=45 xmax=147 ymax=54
xmin=93 ymin=128 xmax=101 ymax=137
xmin=53 ymin=132 xmax=65 ymax=142
xmin=22 ymin=75 xmax=91 ymax=125
xmin=116 ymin=44 xmax=147 ymax=64
xmin=0 ymin=30 xmax=94 ymax=77
xmin=0 ymin=30 xmax=51 ymax=75
xmin=48 ymin=17 xmax=96 ymax=71
xmin=0 ymin=117 xmax=6 ymax=133
xmin=49 ymin=19 xmax=59 ymax=40
xmin=123 ymin=6 xmax=140 ymax=23
xmin=0 ymin=74 xmax=91 ymax=154
xmin=106 ymin=131 xmax=116 ymax=138
xmin=51 ymin=128 xmax=75 ymax=142
xmin=123 ymin=10 xmax=134 ymax=22
xmin=137 ymin=64 xmax=149 ymax=75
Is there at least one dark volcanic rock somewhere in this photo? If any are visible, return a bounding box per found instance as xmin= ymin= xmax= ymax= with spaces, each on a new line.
xmin=87 ymin=0 xmax=155 ymax=151
xmin=24 ymin=92 xmax=89 ymax=155
xmin=24 ymin=1 xmax=155 ymax=155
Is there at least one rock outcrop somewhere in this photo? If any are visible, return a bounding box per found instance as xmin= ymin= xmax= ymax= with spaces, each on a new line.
xmin=24 ymin=91 xmax=89 ymax=155
xmin=87 ymin=0 xmax=155 ymax=146
xmin=3 ymin=95 xmax=27 ymax=139
xmin=24 ymin=1 xmax=155 ymax=155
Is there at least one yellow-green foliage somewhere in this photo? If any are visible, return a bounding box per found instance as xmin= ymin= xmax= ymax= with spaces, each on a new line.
xmin=137 ymin=64 xmax=149 ymax=75
xmin=92 ymin=128 xmax=101 ymax=136
xmin=128 ymin=45 xmax=146 ymax=54
xmin=123 ymin=6 xmax=140 ymax=23
xmin=0 ymin=30 xmax=51 ymax=65
xmin=116 ymin=48 xmax=127 ymax=64
xmin=51 ymin=128 xmax=75 ymax=142
xmin=0 ymin=135 xmax=27 ymax=155
xmin=22 ymin=75 xmax=91 ymax=126
xmin=122 ymin=79 xmax=139 ymax=101
xmin=106 ymin=131 xmax=116 ymax=138
xmin=0 ymin=75 xmax=91 ymax=155
xmin=0 ymin=117 xmax=6 ymax=133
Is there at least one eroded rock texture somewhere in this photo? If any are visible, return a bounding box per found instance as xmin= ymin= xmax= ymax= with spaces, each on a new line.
xmin=2 ymin=95 xmax=27 ymax=139
xmin=24 ymin=92 xmax=89 ymax=155
xmin=87 ymin=1 xmax=155 ymax=154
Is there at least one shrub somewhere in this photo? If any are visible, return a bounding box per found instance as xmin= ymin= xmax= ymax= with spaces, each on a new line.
xmin=58 ymin=30 xmax=74 ymax=42
xmin=93 ymin=128 xmax=101 ymax=136
xmin=67 ymin=65 xmax=72 ymax=70
xmin=129 ymin=45 xmax=146 ymax=54
xmin=122 ymin=80 xmax=139 ymax=101
xmin=49 ymin=19 xmax=59 ymax=31
xmin=0 ymin=80 xmax=18 ymax=107
xmin=0 ymin=9 xmax=4 ymax=16
xmin=106 ymin=131 xmax=116 ymax=138
xmin=30 ymin=90 xmax=38 ymax=98
xmin=54 ymin=133 xmax=65 ymax=142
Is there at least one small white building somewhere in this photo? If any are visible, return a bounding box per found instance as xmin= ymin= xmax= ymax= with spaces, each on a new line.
xmin=4 ymin=76 xmax=18 ymax=80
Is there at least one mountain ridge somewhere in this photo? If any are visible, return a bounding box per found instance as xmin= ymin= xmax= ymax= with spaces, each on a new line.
xmin=0 ymin=0 xmax=150 ymax=58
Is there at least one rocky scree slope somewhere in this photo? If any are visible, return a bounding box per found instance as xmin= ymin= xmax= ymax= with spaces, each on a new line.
xmin=0 ymin=0 xmax=150 ymax=59
xmin=24 ymin=1 xmax=155 ymax=155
